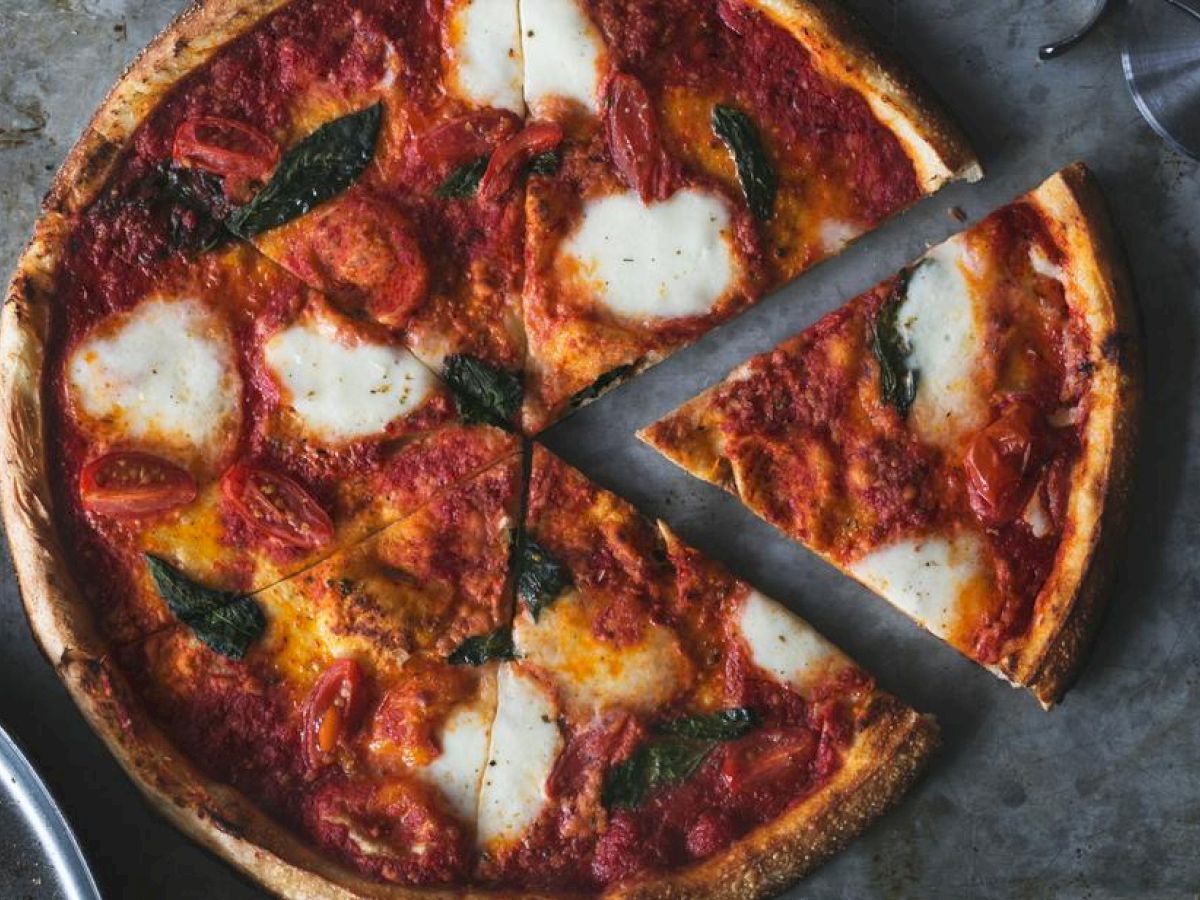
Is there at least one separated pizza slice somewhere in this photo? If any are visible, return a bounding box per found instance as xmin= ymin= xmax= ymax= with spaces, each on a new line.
xmin=642 ymin=164 xmax=1140 ymax=707
xmin=76 ymin=450 xmax=525 ymax=888
xmin=51 ymin=0 xmax=530 ymax=387
xmin=466 ymin=444 xmax=937 ymax=893
xmin=517 ymin=0 xmax=981 ymax=431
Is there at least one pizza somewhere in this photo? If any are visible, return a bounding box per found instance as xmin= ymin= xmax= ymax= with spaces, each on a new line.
xmin=0 ymin=0 xmax=1136 ymax=894
xmin=642 ymin=164 xmax=1140 ymax=708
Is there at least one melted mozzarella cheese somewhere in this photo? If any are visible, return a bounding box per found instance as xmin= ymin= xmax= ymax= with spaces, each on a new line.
xmin=896 ymin=240 xmax=988 ymax=449
xmin=446 ymin=0 xmax=524 ymax=114
xmin=476 ymin=664 xmax=562 ymax=848
xmin=263 ymin=309 xmax=436 ymax=444
xmin=819 ymin=219 xmax=863 ymax=256
xmin=561 ymin=189 xmax=741 ymax=321
xmin=419 ymin=696 xmax=494 ymax=825
xmin=519 ymin=0 xmax=607 ymax=115
xmin=1030 ymin=244 xmax=1066 ymax=282
xmin=514 ymin=590 xmax=691 ymax=713
xmin=849 ymin=532 xmax=987 ymax=642
xmin=67 ymin=297 xmax=241 ymax=461
xmin=736 ymin=590 xmax=846 ymax=692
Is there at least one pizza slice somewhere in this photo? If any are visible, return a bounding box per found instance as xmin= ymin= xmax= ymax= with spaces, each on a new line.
xmin=472 ymin=445 xmax=938 ymax=892
xmin=517 ymin=0 xmax=981 ymax=431
xmin=642 ymin=164 xmax=1140 ymax=707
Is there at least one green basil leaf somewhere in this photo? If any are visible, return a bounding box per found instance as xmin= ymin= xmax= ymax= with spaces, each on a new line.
xmin=528 ymin=149 xmax=561 ymax=176
xmin=602 ymin=739 xmax=717 ymax=810
xmin=227 ymin=102 xmax=382 ymax=238
xmin=711 ymin=104 xmax=777 ymax=221
xmin=656 ymin=707 xmax=757 ymax=741
xmin=437 ymin=156 xmax=489 ymax=199
xmin=446 ymin=627 xmax=518 ymax=666
xmin=870 ymin=268 xmax=919 ymax=417
xmin=145 ymin=555 xmax=265 ymax=660
xmin=442 ymin=354 xmax=523 ymax=427
xmin=567 ymin=363 xmax=636 ymax=410
xmin=517 ymin=539 xmax=570 ymax=620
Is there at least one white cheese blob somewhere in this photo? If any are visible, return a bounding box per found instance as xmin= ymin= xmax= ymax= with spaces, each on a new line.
xmin=561 ymin=189 xmax=741 ymax=321
xmin=476 ymin=664 xmax=562 ymax=848
xmin=896 ymin=240 xmax=989 ymax=449
xmin=519 ymin=0 xmax=607 ymax=115
xmin=1030 ymin=244 xmax=1066 ymax=283
xmin=263 ymin=309 xmax=436 ymax=444
xmin=446 ymin=0 xmax=524 ymax=114
xmin=819 ymin=219 xmax=863 ymax=256
xmin=735 ymin=590 xmax=846 ymax=692
xmin=67 ymin=297 xmax=241 ymax=461
xmin=849 ymin=532 xmax=988 ymax=642
xmin=419 ymin=698 xmax=494 ymax=825
xmin=513 ymin=589 xmax=691 ymax=714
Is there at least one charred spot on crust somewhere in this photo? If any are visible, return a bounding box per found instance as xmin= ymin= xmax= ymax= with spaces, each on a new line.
xmin=1101 ymin=331 xmax=1131 ymax=368
xmin=203 ymin=806 xmax=246 ymax=838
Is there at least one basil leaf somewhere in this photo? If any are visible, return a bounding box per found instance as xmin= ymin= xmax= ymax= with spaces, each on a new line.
xmin=437 ymin=156 xmax=489 ymax=199
xmin=442 ymin=354 xmax=523 ymax=427
xmin=517 ymin=539 xmax=570 ymax=620
xmin=447 ymin=627 xmax=518 ymax=666
xmin=657 ymin=707 xmax=757 ymax=741
xmin=227 ymin=102 xmax=382 ymax=238
xmin=870 ymin=269 xmax=919 ymax=417
xmin=528 ymin=149 xmax=561 ymax=176
xmin=602 ymin=740 xmax=716 ymax=810
xmin=567 ymin=363 xmax=636 ymax=410
xmin=145 ymin=555 xmax=265 ymax=660
xmin=711 ymin=105 xmax=777 ymax=221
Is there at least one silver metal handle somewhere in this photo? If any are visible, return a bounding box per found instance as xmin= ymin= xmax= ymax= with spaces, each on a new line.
xmin=1038 ymin=0 xmax=1114 ymax=60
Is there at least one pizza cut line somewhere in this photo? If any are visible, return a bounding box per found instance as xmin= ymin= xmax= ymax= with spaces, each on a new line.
xmin=0 ymin=0 xmax=1137 ymax=896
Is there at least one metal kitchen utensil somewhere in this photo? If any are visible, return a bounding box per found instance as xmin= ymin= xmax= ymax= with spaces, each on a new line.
xmin=0 ymin=724 xmax=101 ymax=900
xmin=1039 ymin=0 xmax=1114 ymax=59
xmin=1122 ymin=0 xmax=1200 ymax=159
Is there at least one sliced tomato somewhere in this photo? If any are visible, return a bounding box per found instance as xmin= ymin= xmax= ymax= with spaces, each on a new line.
xmin=477 ymin=122 xmax=564 ymax=202
xmin=719 ymin=727 xmax=817 ymax=796
xmin=221 ymin=463 xmax=334 ymax=550
xmin=963 ymin=394 xmax=1047 ymax=525
xmin=79 ymin=451 xmax=197 ymax=517
xmin=406 ymin=109 xmax=521 ymax=173
xmin=605 ymin=73 xmax=674 ymax=203
xmin=302 ymin=659 xmax=369 ymax=769
xmin=173 ymin=117 xmax=279 ymax=201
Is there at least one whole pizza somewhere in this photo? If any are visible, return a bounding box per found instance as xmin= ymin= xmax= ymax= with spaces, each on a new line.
xmin=0 ymin=0 xmax=1138 ymax=896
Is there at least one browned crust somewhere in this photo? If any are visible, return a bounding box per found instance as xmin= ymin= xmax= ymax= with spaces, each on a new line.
xmin=1004 ymin=162 xmax=1142 ymax=707
xmin=746 ymin=0 xmax=982 ymax=191
xmin=640 ymin=163 xmax=1140 ymax=711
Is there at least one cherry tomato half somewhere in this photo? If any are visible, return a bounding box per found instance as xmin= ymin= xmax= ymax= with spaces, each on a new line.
xmin=963 ymin=394 xmax=1046 ymax=525
xmin=302 ymin=659 xmax=368 ymax=769
xmin=221 ymin=463 xmax=334 ymax=550
xmin=406 ymin=109 xmax=521 ymax=173
xmin=719 ymin=727 xmax=817 ymax=795
xmin=173 ymin=117 xmax=280 ymax=182
xmin=79 ymin=451 xmax=197 ymax=517
xmin=605 ymin=73 xmax=674 ymax=203
xmin=477 ymin=122 xmax=564 ymax=202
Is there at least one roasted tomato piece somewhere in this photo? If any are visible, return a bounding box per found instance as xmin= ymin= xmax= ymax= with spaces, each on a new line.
xmin=719 ymin=727 xmax=818 ymax=796
xmin=173 ymin=117 xmax=279 ymax=201
xmin=406 ymin=109 xmax=521 ymax=173
xmin=605 ymin=73 xmax=674 ymax=203
xmin=221 ymin=463 xmax=334 ymax=550
xmin=477 ymin=122 xmax=564 ymax=202
xmin=290 ymin=195 xmax=429 ymax=328
xmin=302 ymin=659 xmax=369 ymax=769
xmin=79 ymin=451 xmax=197 ymax=517
xmin=963 ymin=394 xmax=1047 ymax=525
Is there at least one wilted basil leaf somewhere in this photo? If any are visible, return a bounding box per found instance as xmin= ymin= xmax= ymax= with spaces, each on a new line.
xmin=145 ymin=555 xmax=265 ymax=660
xmin=436 ymin=156 xmax=489 ymax=199
xmin=870 ymin=268 xmax=920 ymax=417
xmin=517 ymin=538 xmax=570 ymax=620
xmin=711 ymin=105 xmax=777 ymax=221
xmin=443 ymin=354 xmax=523 ymax=428
xmin=447 ymin=627 xmax=518 ymax=666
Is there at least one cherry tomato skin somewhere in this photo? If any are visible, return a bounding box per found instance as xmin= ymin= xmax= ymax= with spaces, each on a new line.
xmin=173 ymin=117 xmax=280 ymax=181
xmin=406 ymin=109 xmax=521 ymax=173
xmin=302 ymin=659 xmax=368 ymax=770
xmin=963 ymin=395 xmax=1045 ymax=525
xmin=477 ymin=122 xmax=564 ymax=202
xmin=719 ymin=728 xmax=818 ymax=795
xmin=79 ymin=451 xmax=197 ymax=517
xmin=605 ymin=73 xmax=673 ymax=203
xmin=221 ymin=463 xmax=334 ymax=550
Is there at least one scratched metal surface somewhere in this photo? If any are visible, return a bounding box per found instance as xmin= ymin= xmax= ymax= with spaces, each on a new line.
xmin=1 ymin=0 xmax=1197 ymax=897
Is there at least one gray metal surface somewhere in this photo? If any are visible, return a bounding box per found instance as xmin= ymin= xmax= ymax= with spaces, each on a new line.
xmin=1 ymin=0 xmax=1197 ymax=898
xmin=0 ymin=725 xmax=101 ymax=900
xmin=1123 ymin=0 xmax=1200 ymax=159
